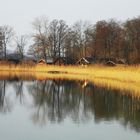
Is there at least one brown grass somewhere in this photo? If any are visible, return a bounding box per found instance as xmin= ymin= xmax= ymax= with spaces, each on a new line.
xmin=0 ymin=63 xmax=140 ymax=97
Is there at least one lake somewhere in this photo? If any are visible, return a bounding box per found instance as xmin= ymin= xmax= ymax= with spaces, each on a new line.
xmin=0 ymin=77 xmax=140 ymax=140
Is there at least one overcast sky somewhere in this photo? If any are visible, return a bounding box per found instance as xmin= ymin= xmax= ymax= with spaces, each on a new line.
xmin=0 ymin=0 xmax=139 ymax=34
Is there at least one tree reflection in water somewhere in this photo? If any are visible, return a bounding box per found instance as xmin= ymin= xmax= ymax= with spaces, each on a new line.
xmin=0 ymin=79 xmax=140 ymax=132
xmin=28 ymin=80 xmax=95 ymax=125
xmin=28 ymin=79 xmax=140 ymax=132
xmin=0 ymin=80 xmax=13 ymax=113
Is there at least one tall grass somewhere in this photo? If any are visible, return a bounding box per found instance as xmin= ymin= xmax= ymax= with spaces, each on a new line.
xmin=0 ymin=63 xmax=140 ymax=96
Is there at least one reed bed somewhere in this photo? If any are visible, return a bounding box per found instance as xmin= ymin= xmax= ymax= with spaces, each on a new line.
xmin=0 ymin=63 xmax=140 ymax=97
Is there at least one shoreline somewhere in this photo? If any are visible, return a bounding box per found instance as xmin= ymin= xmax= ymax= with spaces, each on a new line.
xmin=0 ymin=64 xmax=140 ymax=97
xmin=0 ymin=64 xmax=140 ymax=82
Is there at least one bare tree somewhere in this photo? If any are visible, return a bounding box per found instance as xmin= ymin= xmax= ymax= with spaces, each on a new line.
xmin=49 ymin=19 xmax=68 ymax=60
xmin=57 ymin=20 xmax=68 ymax=59
xmin=28 ymin=16 xmax=140 ymax=64
xmin=71 ymin=21 xmax=91 ymax=59
xmin=0 ymin=31 xmax=3 ymax=57
xmin=28 ymin=43 xmax=40 ymax=60
xmin=15 ymin=35 xmax=28 ymax=60
xmin=49 ymin=19 xmax=59 ymax=58
xmin=0 ymin=25 xmax=14 ymax=59
xmin=32 ymin=16 xmax=49 ymax=61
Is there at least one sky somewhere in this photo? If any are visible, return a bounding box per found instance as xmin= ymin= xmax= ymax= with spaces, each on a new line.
xmin=0 ymin=0 xmax=139 ymax=35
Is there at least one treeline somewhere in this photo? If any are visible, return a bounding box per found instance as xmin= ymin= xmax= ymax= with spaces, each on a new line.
xmin=28 ymin=16 xmax=140 ymax=64
xmin=0 ymin=16 xmax=140 ymax=64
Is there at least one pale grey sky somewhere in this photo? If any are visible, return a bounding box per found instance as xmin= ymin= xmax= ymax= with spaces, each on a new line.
xmin=0 ymin=0 xmax=139 ymax=34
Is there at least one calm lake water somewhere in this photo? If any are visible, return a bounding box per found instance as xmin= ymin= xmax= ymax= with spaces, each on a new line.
xmin=0 ymin=78 xmax=140 ymax=140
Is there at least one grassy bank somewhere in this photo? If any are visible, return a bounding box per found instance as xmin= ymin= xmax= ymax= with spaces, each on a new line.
xmin=0 ymin=64 xmax=140 ymax=96
xmin=0 ymin=64 xmax=140 ymax=82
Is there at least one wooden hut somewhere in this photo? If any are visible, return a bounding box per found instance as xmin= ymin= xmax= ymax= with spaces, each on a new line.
xmin=105 ymin=61 xmax=116 ymax=66
xmin=76 ymin=57 xmax=94 ymax=65
xmin=116 ymin=59 xmax=126 ymax=64
xmin=76 ymin=58 xmax=89 ymax=65
xmin=37 ymin=59 xmax=46 ymax=65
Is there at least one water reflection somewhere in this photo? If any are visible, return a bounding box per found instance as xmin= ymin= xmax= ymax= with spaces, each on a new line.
xmin=0 ymin=79 xmax=140 ymax=132
xmin=28 ymin=80 xmax=95 ymax=125
xmin=0 ymin=80 xmax=13 ymax=113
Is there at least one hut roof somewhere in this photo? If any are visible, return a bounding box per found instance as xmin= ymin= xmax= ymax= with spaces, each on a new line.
xmin=38 ymin=59 xmax=46 ymax=64
xmin=85 ymin=57 xmax=95 ymax=63
xmin=116 ymin=59 xmax=126 ymax=64
xmin=76 ymin=57 xmax=90 ymax=64
xmin=105 ymin=61 xmax=116 ymax=66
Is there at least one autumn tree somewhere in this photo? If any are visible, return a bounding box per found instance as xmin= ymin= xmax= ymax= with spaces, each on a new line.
xmin=123 ymin=17 xmax=140 ymax=63
xmin=91 ymin=20 xmax=108 ymax=60
xmin=28 ymin=16 xmax=140 ymax=64
xmin=90 ymin=20 xmax=122 ymax=61
xmin=105 ymin=20 xmax=122 ymax=59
